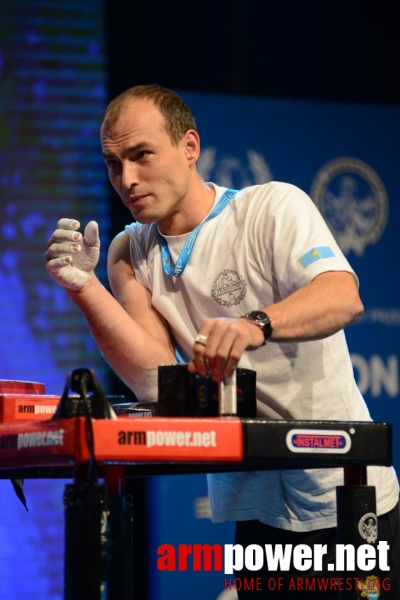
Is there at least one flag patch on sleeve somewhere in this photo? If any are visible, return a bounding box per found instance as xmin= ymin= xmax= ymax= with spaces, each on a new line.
xmin=298 ymin=246 xmax=335 ymax=269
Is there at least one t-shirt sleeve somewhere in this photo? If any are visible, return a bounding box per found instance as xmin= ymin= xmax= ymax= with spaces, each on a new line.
xmin=124 ymin=222 xmax=152 ymax=290
xmin=261 ymin=182 xmax=358 ymax=299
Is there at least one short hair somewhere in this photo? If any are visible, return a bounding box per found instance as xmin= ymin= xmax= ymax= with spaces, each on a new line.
xmin=102 ymin=84 xmax=197 ymax=145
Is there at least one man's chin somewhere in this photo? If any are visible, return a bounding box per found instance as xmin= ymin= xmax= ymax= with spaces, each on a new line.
xmin=129 ymin=209 xmax=156 ymax=225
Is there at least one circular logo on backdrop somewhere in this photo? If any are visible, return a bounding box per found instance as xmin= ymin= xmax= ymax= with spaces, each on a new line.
xmin=358 ymin=512 xmax=378 ymax=544
xmin=212 ymin=269 xmax=247 ymax=307
xmin=310 ymin=157 xmax=388 ymax=256
xmin=197 ymin=147 xmax=273 ymax=189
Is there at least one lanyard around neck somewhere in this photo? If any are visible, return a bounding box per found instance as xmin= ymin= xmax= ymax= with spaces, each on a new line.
xmin=158 ymin=189 xmax=238 ymax=277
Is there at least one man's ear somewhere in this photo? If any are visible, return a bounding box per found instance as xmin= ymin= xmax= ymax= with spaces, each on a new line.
xmin=182 ymin=129 xmax=200 ymax=164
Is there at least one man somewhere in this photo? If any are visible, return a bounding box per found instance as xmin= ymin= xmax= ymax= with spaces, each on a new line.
xmin=45 ymin=85 xmax=399 ymax=597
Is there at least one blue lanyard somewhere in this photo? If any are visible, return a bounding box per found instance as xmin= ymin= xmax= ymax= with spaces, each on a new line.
xmin=158 ymin=189 xmax=238 ymax=277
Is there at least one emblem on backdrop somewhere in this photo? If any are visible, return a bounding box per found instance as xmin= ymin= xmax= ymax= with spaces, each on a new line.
xmin=310 ymin=157 xmax=388 ymax=256
xmin=198 ymin=147 xmax=273 ymax=189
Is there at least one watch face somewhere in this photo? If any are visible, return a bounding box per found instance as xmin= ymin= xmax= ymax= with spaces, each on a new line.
xmin=246 ymin=311 xmax=270 ymax=324
xmin=244 ymin=311 xmax=272 ymax=342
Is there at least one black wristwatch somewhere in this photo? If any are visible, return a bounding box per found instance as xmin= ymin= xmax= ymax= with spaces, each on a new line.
xmin=242 ymin=311 xmax=273 ymax=345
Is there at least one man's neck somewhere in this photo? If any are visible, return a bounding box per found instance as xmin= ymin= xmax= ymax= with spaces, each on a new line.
xmin=157 ymin=179 xmax=216 ymax=236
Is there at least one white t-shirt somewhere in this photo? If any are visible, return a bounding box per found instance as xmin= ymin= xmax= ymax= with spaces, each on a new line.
xmin=125 ymin=181 xmax=399 ymax=531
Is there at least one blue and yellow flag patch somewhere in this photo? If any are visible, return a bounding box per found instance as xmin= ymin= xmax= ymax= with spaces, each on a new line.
xmin=298 ymin=246 xmax=335 ymax=269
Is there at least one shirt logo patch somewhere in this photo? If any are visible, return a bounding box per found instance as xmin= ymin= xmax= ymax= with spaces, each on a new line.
xmin=298 ymin=246 xmax=335 ymax=269
xmin=211 ymin=269 xmax=247 ymax=308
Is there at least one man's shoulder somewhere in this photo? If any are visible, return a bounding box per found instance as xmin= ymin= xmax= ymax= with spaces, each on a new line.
xmin=117 ymin=222 xmax=159 ymax=263
xmin=238 ymin=180 xmax=306 ymax=198
xmin=125 ymin=220 xmax=156 ymax=235
xmin=233 ymin=181 xmax=310 ymax=214
xmin=125 ymin=221 xmax=158 ymax=243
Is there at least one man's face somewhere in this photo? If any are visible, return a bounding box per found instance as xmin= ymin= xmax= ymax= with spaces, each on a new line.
xmin=101 ymin=99 xmax=196 ymax=232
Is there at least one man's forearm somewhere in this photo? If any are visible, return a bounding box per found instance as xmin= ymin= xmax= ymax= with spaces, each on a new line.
xmin=266 ymin=271 xmax=363 ymax=342
xmin=67 ymin=276 xmax=176 ymax=399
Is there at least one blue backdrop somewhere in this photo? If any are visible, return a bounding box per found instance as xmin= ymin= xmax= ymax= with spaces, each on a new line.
xmin=0 ymin=2 xmax=108 ymax=598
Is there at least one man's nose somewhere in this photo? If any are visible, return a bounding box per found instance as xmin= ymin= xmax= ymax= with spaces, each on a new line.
xmin=120 ymin=162 xmax=139 ymax=190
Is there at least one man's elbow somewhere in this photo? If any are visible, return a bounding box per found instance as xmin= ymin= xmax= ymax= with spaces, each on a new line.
xmin=341 ymin=272 xmax=364 ymax=325
xmin=348 ymin=295 xmax=364 ymax=325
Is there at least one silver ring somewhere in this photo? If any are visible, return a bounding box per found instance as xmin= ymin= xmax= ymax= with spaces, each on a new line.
xmin=195 ymin=334 xmax=208 ymax=346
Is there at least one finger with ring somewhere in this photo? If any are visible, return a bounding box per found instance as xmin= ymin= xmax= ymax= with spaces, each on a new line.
xmin=195 ymin=334 xmax=208 ymax=346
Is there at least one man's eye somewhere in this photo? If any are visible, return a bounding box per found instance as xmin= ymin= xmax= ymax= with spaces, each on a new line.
xmin=107 ymin=160 xmax=120 ymax=169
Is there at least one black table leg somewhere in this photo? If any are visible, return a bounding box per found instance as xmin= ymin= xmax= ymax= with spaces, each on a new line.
xmin=336 ymin=466 xmax=379 ymax=599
